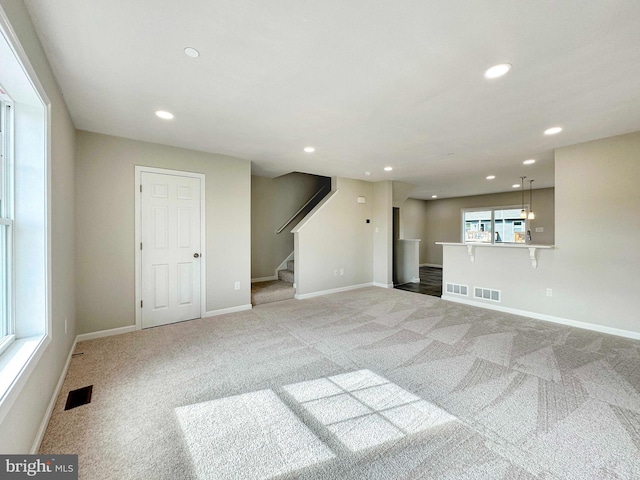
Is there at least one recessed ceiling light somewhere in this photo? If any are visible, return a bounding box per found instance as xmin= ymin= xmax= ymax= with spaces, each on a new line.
xmin=384 ymin=166 xmax=393 ymax=171
xmin=512 ymin=184 xmax=521 ymax=188
xmin=155 ymin=110 xmax=174 ymax=120
xmin=364 ymin=171 xmax=371 ymax=176
xmin=484 ymin=63 xmax=512 ymax=79
xmin=544 ymin=126 xmax=563 ymax=135
xmin=523 ymin=159 xmax=536 ymax=165
xmin=184 ymin=47 xmax=200 ymax=58
xmin=431 ymin=195 xmax=438 ymax=198
xmin=304 ymin=146 xmax=315 ymax=153
xmin=486 ymin=175 xmax=496 ymax=180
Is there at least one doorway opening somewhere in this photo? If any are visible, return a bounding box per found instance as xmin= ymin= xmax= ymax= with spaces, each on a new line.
xmin=394 ymin=267 xmax=442 ymax=297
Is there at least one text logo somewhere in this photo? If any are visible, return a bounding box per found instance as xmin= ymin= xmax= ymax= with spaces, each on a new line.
xmin=1 ymin=455 xmax=77 ymax=479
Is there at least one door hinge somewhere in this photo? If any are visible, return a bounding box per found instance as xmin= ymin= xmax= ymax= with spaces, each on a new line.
xmin=141 ymin=300 xmax=143 ymax=308
xmin=140 ymin=184 xmax=142 ymax=192
xmin=140 ymin=242 xmax=143 ymax=250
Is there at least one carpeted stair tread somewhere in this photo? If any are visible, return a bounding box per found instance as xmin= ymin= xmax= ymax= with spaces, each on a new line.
xmin=278 ymin=269 xmax=294 ymax=283
xmin=251 ymin=280 xmax=295 ymax=306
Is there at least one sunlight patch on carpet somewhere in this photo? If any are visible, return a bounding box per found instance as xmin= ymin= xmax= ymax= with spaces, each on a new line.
xmin=284 ymin=369 xmax=457 ymax=452
xmin=175 ymin=390 xmax=335 ymax=480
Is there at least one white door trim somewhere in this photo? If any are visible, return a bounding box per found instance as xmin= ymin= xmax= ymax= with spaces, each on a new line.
xmin=134 ymin=166 xmax=206 ymax=330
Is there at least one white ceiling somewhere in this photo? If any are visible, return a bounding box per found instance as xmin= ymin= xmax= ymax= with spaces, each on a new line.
xmin=24 ymin=0 xmax=640 ymax=199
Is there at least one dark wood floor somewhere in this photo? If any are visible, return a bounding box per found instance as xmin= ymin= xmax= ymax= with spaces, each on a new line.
xmin=394 ymin=266 xmax=443 ymax=297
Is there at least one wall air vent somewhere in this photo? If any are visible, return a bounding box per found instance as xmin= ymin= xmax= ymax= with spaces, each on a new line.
xmin=474 ymin=287 xmax=501 ymax=302
xmin=445 ymin=283 xmax=468 ymax=296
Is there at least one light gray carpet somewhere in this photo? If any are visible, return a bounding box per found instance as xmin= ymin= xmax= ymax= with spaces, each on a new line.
xmin=251 ymin=280 xmax=295 ymax=305
xmin=40 ymin=287 xmax=640 ymax=479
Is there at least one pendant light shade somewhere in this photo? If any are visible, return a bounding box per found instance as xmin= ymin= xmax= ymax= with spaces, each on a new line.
xmin=519 ymin=176 xmax=527 ymax=218
xmin=528 ymin=179 xmax=535 ymax=219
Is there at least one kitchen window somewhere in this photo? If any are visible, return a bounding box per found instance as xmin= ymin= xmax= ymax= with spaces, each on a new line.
xmin=463 ymin=206 xmax=529 ymax=244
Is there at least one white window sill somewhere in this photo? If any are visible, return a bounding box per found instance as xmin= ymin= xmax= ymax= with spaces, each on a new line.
xmin=0 ymin=335 xmax=15 ymax=357
xmin=0 ymin=334 xmax=49 ymax=424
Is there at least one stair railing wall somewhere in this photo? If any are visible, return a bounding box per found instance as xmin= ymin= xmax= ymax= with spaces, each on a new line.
xmin=276 ymin=185 xmax=330 ymax=234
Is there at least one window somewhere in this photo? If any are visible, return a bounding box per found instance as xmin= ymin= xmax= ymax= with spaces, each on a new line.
xmin=0 ymin=11 xmax=50 ymax=424
xmin=463 ymin=206 xmax=529 ymax=244
xmin=0 ymin=97 xmax=12 ymax=356
xmin=463 ymin=210 xmax=492 ymax=243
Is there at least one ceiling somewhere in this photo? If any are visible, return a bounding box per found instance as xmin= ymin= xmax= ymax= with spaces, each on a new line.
xmin=23 ymin=0 xmax=640 ymax=199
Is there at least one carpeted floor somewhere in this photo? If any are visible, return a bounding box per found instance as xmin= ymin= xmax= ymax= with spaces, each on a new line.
xmin=40 ymin=287 xmax=640 ymax=479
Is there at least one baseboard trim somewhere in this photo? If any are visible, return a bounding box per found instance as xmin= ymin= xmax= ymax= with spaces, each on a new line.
xmin=30 ymin=337 xmax=77 ymax=454
xmin=441 ymin=294 xmax=640 ymax=340
xmin=204 ymin=304 xmax=252 ymax=317
xmin=251 ymin=276 xmax=276 ymax=283
xmin=77 ymin=305 xmax=254 ymax=341
xmin=76 ymin=325 xmax=136 ymax=342
xmin=295 ymin=283 xmax=373 ymax=300
xmin=420 ymin=263 xmax=443 ymax=268
xmin=373 ymin=282 xmax=394 ymax=288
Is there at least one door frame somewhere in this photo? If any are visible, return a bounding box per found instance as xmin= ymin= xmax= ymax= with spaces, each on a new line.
xmin=134 ymin=166 xmax=206 ymax=330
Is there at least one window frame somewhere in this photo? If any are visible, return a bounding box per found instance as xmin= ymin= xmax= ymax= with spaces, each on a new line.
xmin=0 ymin=5 xmax=53 ymax=427
xmin=461 ymin=204 xmax=529 ymax=245
xmin=0 ymin=97 xmax=14 ymax=357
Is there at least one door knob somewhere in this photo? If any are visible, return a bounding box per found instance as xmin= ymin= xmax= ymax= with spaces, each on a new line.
xmin=193 ymin=253 xmax=200 ymax=258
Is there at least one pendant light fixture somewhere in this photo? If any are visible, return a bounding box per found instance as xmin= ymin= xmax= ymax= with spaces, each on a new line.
xmin=528 ymin=180 xmax=535 ymax=220
xmin=519 ymin=176 xmax=527 ymax=218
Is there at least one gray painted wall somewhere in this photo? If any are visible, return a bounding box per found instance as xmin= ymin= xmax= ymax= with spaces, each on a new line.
xmin=401 ymin=188 xmax=555 ymax=265
xmin=372 ymin=181 xmax=393 ymax=287
xmin=442 ymin=244 xmax=556 ymax=315
xmin=392 ymin=181 xmax=415 ymax=208
xmin=251 ymin=173 xmax=329 ymax=279
xmin=399 ymin=199 xmax=429 ymax=262
xmin=552 ymin=131 xmax=640 ymax=332
xmin=294 ymin=177 xmax=374 ymax=295
xmin=0 ymin=0 xmax=77 ymax=453
xmin=396 ymin=240 xmax=420 ymax=284
xmin=75 ymin=131 xmax=251 ymax=334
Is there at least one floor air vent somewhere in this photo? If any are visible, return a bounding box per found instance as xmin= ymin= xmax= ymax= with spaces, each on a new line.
xmin=445 ymin=283 xmax=468 ymax=296
xmin=474 ymin=287 xmax=501 ymax=302
xmin=65 ymin=385 xmax=93 ymax=410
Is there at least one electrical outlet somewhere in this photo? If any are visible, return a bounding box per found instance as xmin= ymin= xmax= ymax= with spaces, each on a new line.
xmin=546 ymin=288 xmax=553 ymax=297
xmin=535 ymin=227 xmax=544 ymax=233
xmin=234 ymin=281 xmax=240 ymax=290
xmin=340 ymin=268 xmax=344 ymax=276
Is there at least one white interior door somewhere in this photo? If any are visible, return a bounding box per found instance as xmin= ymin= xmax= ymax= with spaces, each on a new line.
xmin=141 ymin=172 xmax=201 ymax=328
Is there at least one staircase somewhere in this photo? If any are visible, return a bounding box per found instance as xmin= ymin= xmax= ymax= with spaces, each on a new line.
xmin=277 ymin=259 xmax=295 ymax=283
xmin=251 ymin=259 xmax=295 ymax=306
